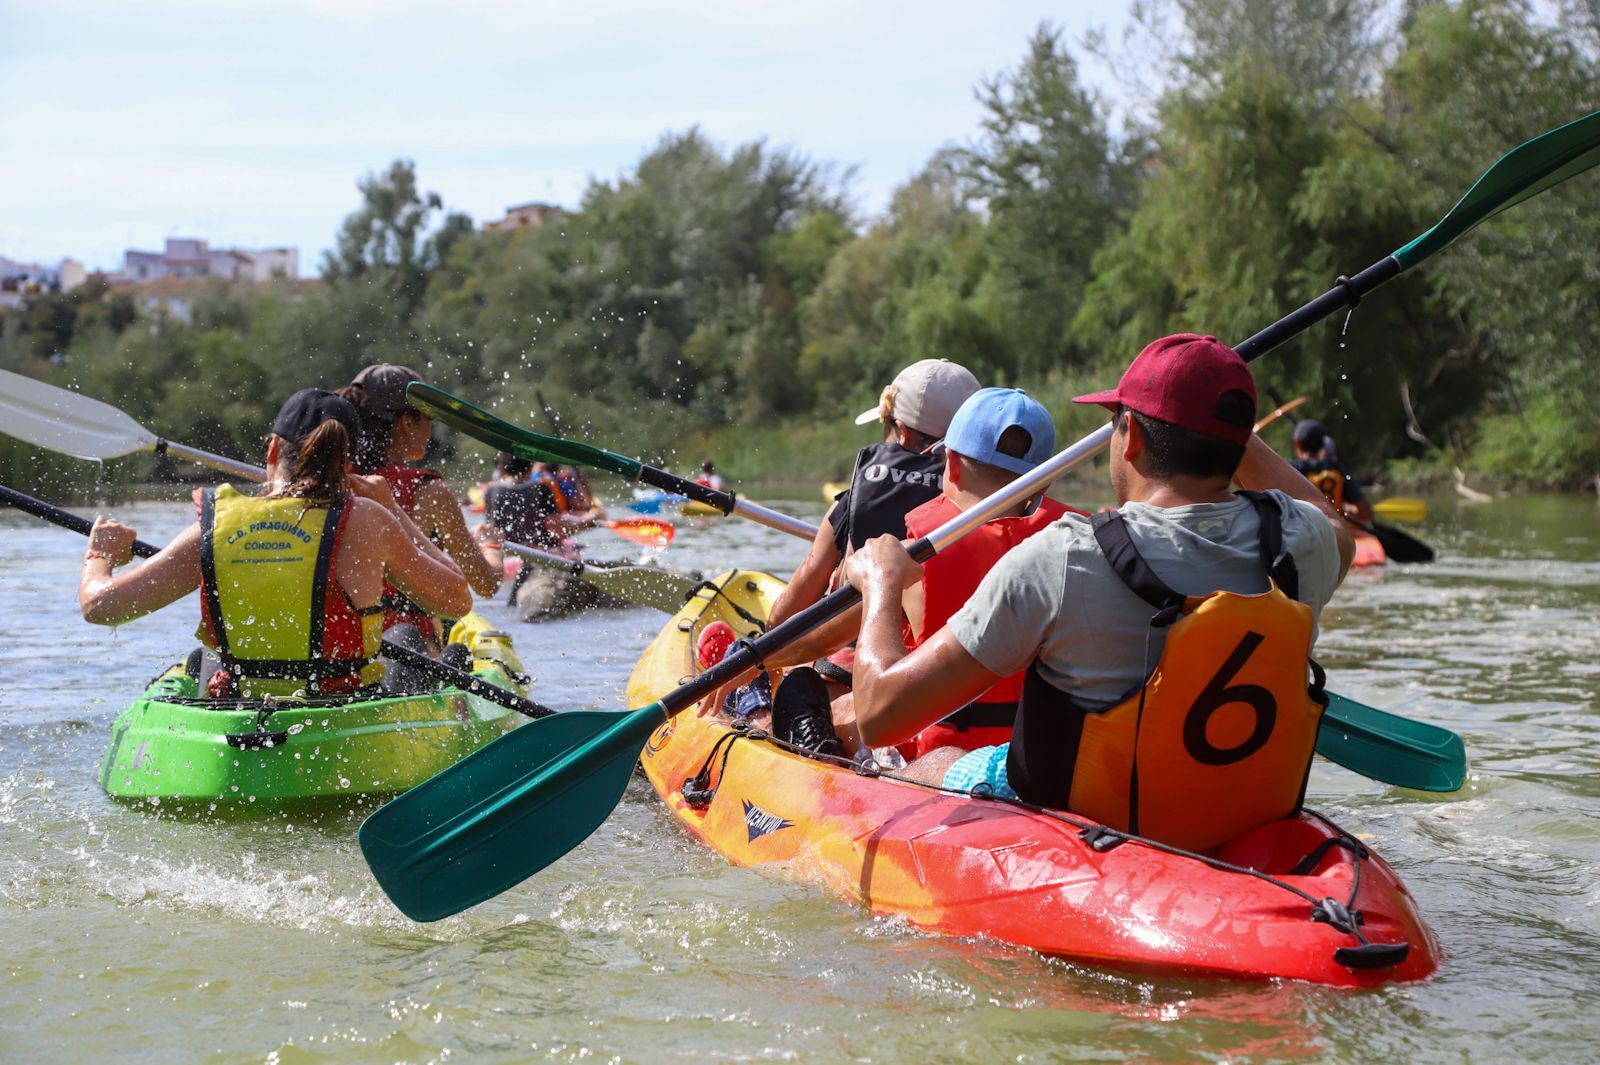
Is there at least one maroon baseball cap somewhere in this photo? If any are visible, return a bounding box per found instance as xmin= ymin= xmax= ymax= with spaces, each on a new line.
xmin=1073 ymin=334 xmax=1257 ymax=445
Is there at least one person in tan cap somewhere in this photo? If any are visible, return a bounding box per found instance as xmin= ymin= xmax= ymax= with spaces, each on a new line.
xmin=769 ymin=358 xmax=980 ymax=628
xmin=339 ymin=364 xmax=504 ymax=650
xmin=699 ymin=359 xmax=977 ymax=739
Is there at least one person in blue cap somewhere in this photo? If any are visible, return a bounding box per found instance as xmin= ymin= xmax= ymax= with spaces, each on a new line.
xmin=700 ymin=388 xmax=1081 ymax=760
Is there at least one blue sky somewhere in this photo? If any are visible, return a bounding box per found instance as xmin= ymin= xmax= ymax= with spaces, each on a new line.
xmin=0 ymin=1 xmax=1133 ymax=276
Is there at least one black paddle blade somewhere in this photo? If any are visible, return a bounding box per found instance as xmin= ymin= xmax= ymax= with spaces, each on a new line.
xmin=1370 ymin=520 xmax=1436 ymax=564
xmin=359 ymin=706 xmax=664 ymax=922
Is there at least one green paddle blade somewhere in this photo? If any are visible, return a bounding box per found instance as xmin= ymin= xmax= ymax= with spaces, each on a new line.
xmin=582 ymin=563 xmax=699 ymax=614
xmin=359 ymin=705 xmax=665 ymax=922
xmin=1394 ymin=109 xmax=1600 ymax=270
xmin=1319 ymin=692 xmax=1465 ymax=792
xmin=406 ymin=382 xmax=643 ymax=479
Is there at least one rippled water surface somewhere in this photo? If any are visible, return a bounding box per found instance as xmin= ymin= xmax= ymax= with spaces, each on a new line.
xmin=3 ymin=490 xmax=1597 ymax=1063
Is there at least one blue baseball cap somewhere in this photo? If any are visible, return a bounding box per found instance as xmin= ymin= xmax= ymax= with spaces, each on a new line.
xmin=938 ymin=388 xmax=1056 ymax=475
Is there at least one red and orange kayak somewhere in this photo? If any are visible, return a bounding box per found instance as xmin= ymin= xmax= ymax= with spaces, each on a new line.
xmin=1353 ymin=527 xmax=1387 ymax=567
xmin=628 ymin=571 xmax=1440 ymax=986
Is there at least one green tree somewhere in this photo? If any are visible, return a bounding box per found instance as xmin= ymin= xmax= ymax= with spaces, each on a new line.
xmin=960 ymin=23 xmax=1134 ymax=377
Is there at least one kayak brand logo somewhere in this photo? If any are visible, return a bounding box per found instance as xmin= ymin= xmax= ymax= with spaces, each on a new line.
xmin=741 ymin=799 xmax=793 ymax=842
xmin=860 ymin=463 xmax=939 ymax=488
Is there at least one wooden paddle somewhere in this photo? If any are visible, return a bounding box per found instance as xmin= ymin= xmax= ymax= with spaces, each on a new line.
xmin=359 ymin=108 xmax=1600 ymax=921
xmin=1253 ymin=395 xmax=1310 ymax=434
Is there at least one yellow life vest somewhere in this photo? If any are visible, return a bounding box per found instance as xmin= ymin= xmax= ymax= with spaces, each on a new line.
xmin=1008 ymin=492 xmax=1327 ymax=853
xmin=196 ymin=485 xmax=384 ymax=698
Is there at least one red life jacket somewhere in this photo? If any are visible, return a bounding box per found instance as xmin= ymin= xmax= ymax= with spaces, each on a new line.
xmin=369 ymin=463 xmax=445 ymax=641
xmin=895 ymin=492 xmax=1078 ymax=759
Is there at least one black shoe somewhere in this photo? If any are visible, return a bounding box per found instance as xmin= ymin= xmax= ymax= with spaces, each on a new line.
xmin=772 ymin=667 xmax=844 ymax=758
xmin=440 ymin=642 xmax=474 ymax=674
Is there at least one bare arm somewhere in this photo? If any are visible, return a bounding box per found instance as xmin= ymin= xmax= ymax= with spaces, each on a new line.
xmin=1234 ymin=434 xmax=1356 ymax=582
xmin=415 ymin=478 xmax=502 ymax=597
xmin=358 ymin=501 xmax=473 ymax=619
xmin=845 ymin=536 xmax=1003 ymax=748
xmin=766 ymin=505 xmax=842 ymax=629
xmin=79 ymin=518 xmax=203 ymax=626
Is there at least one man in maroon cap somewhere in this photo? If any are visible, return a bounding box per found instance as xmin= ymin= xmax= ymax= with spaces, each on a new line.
xmin=842 ymin=335 xmax=1357 ymax=850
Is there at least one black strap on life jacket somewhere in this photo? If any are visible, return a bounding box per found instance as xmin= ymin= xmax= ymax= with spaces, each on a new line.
xmin=199 ymin=492 xmax=368 ymax=694
xmin=837 ymin=442 xmax=943 ymax=552
xmin=1007 ymin=492 xmax=1309 ymax=815
xmin=1091 ymin=491 xmax=1301 ymax=615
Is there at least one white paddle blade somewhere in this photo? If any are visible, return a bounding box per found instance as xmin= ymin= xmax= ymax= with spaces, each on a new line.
xmin=0 ymin=368 xmax=157 ymax=460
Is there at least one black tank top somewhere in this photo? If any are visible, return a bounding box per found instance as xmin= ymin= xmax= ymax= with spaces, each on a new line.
xmin=485 ymin=480 xmax=561 ymax=549
xmin=831 ymin=442 xmax=943 ymax=553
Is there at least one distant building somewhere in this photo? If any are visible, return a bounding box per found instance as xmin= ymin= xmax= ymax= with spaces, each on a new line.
xmin=0 ymin=256 xmax=87 ymax=308
xmin=116 ymin=238 xmax=298 ymax=283
xmin=114 ymin=275 xmax=323 ymax=323
xmin=482 ymin=202 xmax=560 ymax=233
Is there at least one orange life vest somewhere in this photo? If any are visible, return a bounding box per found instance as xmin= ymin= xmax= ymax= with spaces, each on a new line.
xmin=1007 ymin=492 xmax=1327 ymax=853
xmin=903 ymin=493 xmax=1076 ymax=698
xmin=1305 ymin=468 xmax=1346 ymax=511
xmin=895 ymin=493 xmax=1076 ymax=760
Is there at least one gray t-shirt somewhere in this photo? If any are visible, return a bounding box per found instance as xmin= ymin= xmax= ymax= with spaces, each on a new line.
xmin=947 ymin=491 xmax=1340 ymax=707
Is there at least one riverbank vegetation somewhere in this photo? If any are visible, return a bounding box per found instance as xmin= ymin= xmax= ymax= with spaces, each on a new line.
xmin=4 ymin=0 xmax=1598 ymax=496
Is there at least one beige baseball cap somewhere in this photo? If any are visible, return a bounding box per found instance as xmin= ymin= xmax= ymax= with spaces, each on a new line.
xmin=349 ymin=363 xmax=424 ymax=420
xmin=853 ymin=359 xmax=981 ymax=437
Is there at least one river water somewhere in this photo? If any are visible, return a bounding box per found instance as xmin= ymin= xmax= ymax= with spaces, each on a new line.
xmin=2 ymin=490 xmax=1597 ymax=1063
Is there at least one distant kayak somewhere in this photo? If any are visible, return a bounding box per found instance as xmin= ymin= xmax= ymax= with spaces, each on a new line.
xmin=822 ymin=481 xmax=848 ymax=501
xmin=680 ymin=499 xmax=723 ymax=518
xmin=1353 ymin=527 xmax=1388 ymax=567
xmin=1373 ymin=497 xmax=1428 ymax=522
xmin=627 ymin=490 xmax=685 ymax=515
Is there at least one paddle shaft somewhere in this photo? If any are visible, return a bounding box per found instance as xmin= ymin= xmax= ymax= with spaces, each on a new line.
xmin=1254 ymin=395 xmax=1309 ymax=434
xmin=158 ymin=440 xmax=266 ymax=482
xmin=0 ymin=484 xmax=162 ymax=558
xmin=633 ymin=464 xmax=817 ymax=540
xmin=502 ymin=539 xmax=584 ymax=575
xmin=379 ymin=636 xmax=555 ymax=719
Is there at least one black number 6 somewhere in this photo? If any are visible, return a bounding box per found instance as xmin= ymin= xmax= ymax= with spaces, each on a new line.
xmin=1183 ymin=632 xmax=1276 ymax=766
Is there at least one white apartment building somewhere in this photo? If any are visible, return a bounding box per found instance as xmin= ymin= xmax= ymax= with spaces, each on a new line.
xmin=119 ymin=238 xmax=298 ymax=283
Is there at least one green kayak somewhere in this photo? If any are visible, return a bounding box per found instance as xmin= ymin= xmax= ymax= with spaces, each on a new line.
xmin=99 ymin=615 xmax=530 ymax=809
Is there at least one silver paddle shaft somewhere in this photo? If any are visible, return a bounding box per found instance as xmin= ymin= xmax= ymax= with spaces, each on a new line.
xmin=913 ymin=423 xmax=1114 ymax=559
xmin=730 ymin=497 xmax=818 ymax=540
xmin=160 ymin=440 xmax=267 ymax=482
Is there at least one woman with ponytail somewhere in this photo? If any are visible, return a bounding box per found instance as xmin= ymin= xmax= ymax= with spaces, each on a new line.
xmin=78 ymin=389 xmax=471 ymax=698
xmin=339 ymin=364 xmax=503 ymax=648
